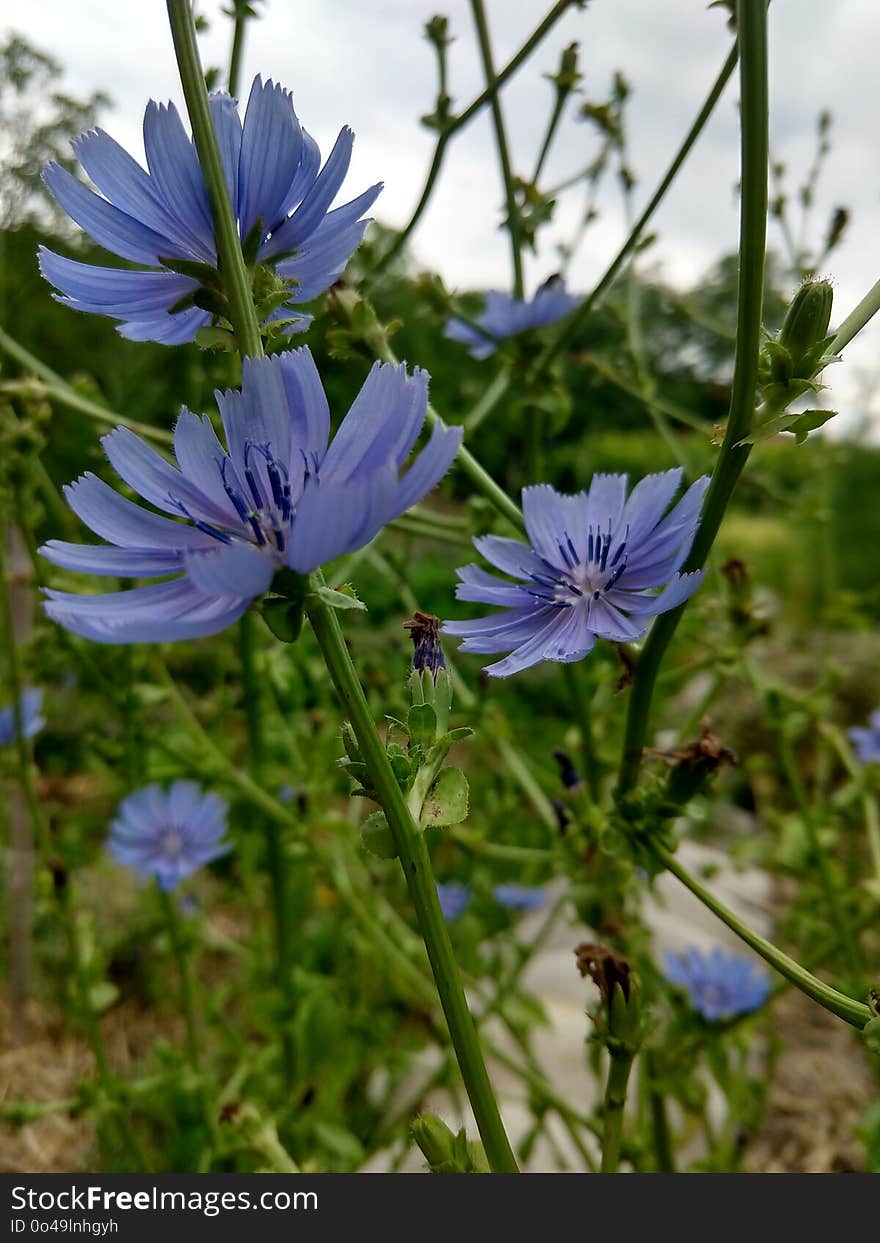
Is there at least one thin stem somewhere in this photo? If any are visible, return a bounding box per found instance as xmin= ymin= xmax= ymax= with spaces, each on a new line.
xmin=646 ymin=1055 xmax=675 ymax=1173
xmin=238 ymin=612 xmax=295 ymax=1085
xmin=373 ymin=0 xmax=575 ymax=274
xmin=166 ymin=0 xmax=263 ymax=358
xmin=829 ymin=277 xmax=880 ymax=356
xmin=305 ymin=578 xmax=518 ymax=1173
xmin=0 ymin=326 xmax=172 ymax=443
xmin=159 ymin=887 xmax=201 ymax=1071
xmin=469 ymin=0 xmax=524 ymax=298
xmin=532 ymin=39 xmax=739 ymax=377
xmin=652 ymin=841 xmax=872 ymax=1028
xmin=463 ymin=367 xmax=511 ymax=434
xmin=617 ymin=6 xmax=767 ymax=795
xmin=600 ymin=1048 xmax=635 ymax=1173
xmin=494 ymin=735 xmax=558 ymax=832
xmin=563 ymin=662 xmax=602 ymax=803
xmin=227 ymin=2 xmax=249 ymax=96
xmin=532 ymin=90 xmax=567 ymax=187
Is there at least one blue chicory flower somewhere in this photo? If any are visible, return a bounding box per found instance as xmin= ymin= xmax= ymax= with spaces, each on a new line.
xmin=108 ymin=780 xmax=231 ymax=891
xmin=663 ymin=947 xmax=770 ymax=1021
xmin=444 ymin=277 xmax=580 ymax=360
xmin=443 ymin=469 xmax=709 ymax=677
xmin=493 ymin=883 xmax=547 ymax=911
xmin=436 ymin=881 xmax=471 ymax=922
xmin=848 ymin=709 xmax=880 ymax=764
xmin=39 ymin=75 xmax=381 ymax=344
xmin=40 ymin=348 xmax=461 ymax=643
xmin=0 ymin=689 xmax=45 ymax=746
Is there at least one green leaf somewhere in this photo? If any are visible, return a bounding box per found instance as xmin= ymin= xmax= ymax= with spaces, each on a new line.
xmin=261 ymin=596 xmax=304 ymax=643
xmin=360 ymin=811 xmax=398 ymax=859
xmin=311 ymin=584 xmax=366 ymax=611
xmin=407 ymin=702 xmax=437 ymax=749
xmin=743 ymin=407 xmax=837 ymax=445
xmin=420 ymin=767 xmax=469 ymax=828
xmin=195 ymin=325 xmax=236 ymax=352
xmin=425 ymin=727 xmax=475 ymax=770
xmin=789 ymin=408 xmax=837 ymax=443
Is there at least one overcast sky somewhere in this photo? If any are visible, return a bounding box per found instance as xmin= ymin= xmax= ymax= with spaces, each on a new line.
xmin=4 ymin=1 xmax=880 ymax=432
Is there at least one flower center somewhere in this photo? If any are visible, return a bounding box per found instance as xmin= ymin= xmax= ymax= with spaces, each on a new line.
xmin=159 ymin=827 xmax=185 ymax=859
xmin=220 ymin=442 xmax=294 ymax=556
xmin=525 ymin=523 xmax=628 ymax=607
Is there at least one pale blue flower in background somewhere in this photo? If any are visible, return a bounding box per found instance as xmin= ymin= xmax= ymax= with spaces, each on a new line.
xmin=493 ymin=884 xmax=547 ymax=911
xmin=663 ymin=947 xmax=770 ymax=1021
xmin=848 ymin=709 xmax=880 ymax=764
xmin=436 ymin=882 xmax=471 ymax=922
xmin=108 ymin=780 xmax=231 ymax=891
xmin=0 ymin=689 xmax=45 ymax=746
xmin=444 ymin=277 xmax=581 ymax=360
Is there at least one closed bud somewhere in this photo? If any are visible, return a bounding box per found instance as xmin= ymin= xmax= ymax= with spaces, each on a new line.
xmin=547 ymin=42 xmax=581 ymax=94
xmin=404 ymin=611 xmax=446 ymax=680
xmin=424 ymin=15 xmax=452 ymax=48
xmin=778 ymin=279 xmax=833 ymax=372
xmin=411 ymin=1113 xmax=457 ymax=1168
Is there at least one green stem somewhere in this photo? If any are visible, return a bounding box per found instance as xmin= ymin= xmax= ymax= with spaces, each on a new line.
xmin=646 ymin=1057 xmax=675 ymax=1173
xmin=600 ymin=1049 xmax=635 ymax=1173
xmin=238 ymin=613 xmax=295 ymax=1085
xmin=470 ymin=0 xmax=524 ymax=298
xmin=159 ymin=887 xmax=201 ymax=1071
xmin=652 ymin=841 xmax=872 ymax=1028
xmin=829 ymin=277 xmax=880 ymax=355
xmin=304 ymin=580 xmax=518 ymax=1173
xmin=463 ymin=367 xmax=511 ymax=434
xmin=166 ymin=0 xmax=263 ymax=358
xmin=617 ymin=5 xmax=767 ymax=796
xmin=227 ymin=2 xmax=249 ymax=96
xmin=563 ymin=662 xmax=602 ymax=803
xmin=532 ymin=89 xmax=568 ymax=186
xmin=532 ymin=39 xmax=739 ymax=377
xmin=373 ymin=0 xmax=575 ymax=274
xmin=0 ymin=326 xmax=172 ymax=443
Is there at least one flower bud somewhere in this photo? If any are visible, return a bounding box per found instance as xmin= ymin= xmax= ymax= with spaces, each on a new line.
xmin=411 ymin=1113 xmax=456 ymax=1168
xmin=404 ymin=611 xmax=446 ymax=679
xmin=411 ymin=1113 xmax=488 ymax=1173
xmin=778 ymin=279 xmax=833 ymax=372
